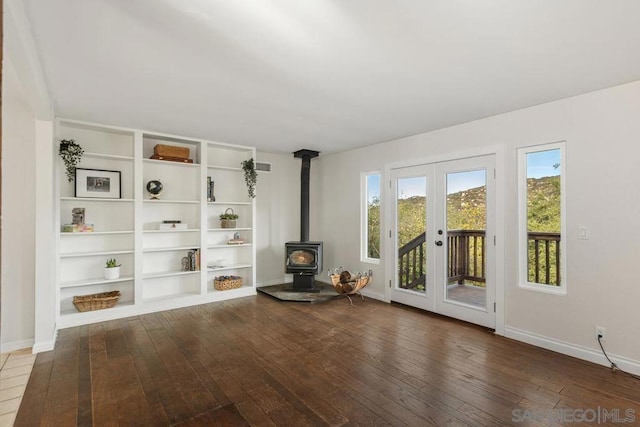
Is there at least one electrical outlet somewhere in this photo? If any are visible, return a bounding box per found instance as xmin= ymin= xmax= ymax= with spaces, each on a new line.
xmin=596 ymin=326 xmax=606 ymax=341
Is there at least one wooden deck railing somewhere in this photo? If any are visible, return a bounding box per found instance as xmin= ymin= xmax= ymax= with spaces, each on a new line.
xmin=398 ymin=232 xmax=427 ymax=290
xmin=527 ymin=231 xmax=561 ymax=285
xmin=398 ymin=230 xmax=561 ymax=289
xmin=448 ymin=230 xmax=486 ymax=285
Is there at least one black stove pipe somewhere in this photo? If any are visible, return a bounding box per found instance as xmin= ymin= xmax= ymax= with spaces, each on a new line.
xmin=294 ymin=149 xmax=319 ymax=242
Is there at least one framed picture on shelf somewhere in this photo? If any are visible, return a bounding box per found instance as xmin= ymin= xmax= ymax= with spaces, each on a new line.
xmin=75 ymin=168 xmax=121 ymax=199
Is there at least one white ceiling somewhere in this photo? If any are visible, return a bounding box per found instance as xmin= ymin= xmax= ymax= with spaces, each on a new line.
xmin=24 ymin=0 xmax=640 ymax=154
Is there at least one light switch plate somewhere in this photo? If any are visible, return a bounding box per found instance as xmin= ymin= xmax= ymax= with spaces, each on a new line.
xmin=579 ymin=226 xmax=589 ymax=239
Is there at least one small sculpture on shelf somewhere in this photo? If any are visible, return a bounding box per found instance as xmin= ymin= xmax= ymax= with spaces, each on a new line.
xmin=146 ymin=179 xmax=163 ymax=200
xmin=228 ymin=231 xmax=244 ymax=245
xmin=207 ymin=176 xmax=216 ymax=202
xmin=72 ymin=207 xmax=85 ymax=225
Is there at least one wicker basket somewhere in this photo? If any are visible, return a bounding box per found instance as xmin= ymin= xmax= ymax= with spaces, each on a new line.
xmin=73 ymin=291 xmax=121 ymax=312
xmin=214 ymin=276 xmax=243 ymax=291
xmin=220 ymin=208 xmax=237 ymax=228
xmin=154 ymin=144 xmax=189 ymax=159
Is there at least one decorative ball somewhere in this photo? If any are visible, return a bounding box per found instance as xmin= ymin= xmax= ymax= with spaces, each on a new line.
xmin=146 ymin=180 xmax=163 ymax=199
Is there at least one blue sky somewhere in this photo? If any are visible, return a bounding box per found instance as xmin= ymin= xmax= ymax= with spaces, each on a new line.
xmin=526 ymin=149 xmax=561 ymax=179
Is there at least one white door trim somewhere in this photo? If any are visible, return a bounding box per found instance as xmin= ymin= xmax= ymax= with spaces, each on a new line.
xmin=384 ymin=144 xmax=506 ymax=335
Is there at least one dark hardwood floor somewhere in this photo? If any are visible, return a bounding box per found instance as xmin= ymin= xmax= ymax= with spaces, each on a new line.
xmin=16 ymin=294 xmax=640 ymax=426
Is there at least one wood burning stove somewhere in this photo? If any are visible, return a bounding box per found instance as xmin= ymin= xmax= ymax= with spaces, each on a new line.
xmin=285 ymin=242 xmax=323 ymax=275
xmin=286 ymin=241 xmax=323 ymax=291
xmin=286 ymin=149 xmax=323 ymax=291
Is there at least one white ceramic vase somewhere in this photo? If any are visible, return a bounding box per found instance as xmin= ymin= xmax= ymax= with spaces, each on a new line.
xmin=104 ymin=266 xmax=121 ymax=280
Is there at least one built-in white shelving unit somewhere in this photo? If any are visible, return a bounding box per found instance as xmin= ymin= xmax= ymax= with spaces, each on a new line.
xmin=55 ymin=118 xmax=257 ymax=328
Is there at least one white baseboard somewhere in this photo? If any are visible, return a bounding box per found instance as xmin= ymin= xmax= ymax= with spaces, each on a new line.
xmin=32 ymin=327 xmax=58 ymax=353
xmin=505 ymin=326 xmax=640 ymax=376
xmin=0 ymin=338 xmax=35 ymax=354
xmin=361 ymin=288 xmax=387 ymax=302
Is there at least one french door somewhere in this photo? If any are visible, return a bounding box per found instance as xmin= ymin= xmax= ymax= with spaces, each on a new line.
xmin=390 ymin=155 xmax=496 ymax=328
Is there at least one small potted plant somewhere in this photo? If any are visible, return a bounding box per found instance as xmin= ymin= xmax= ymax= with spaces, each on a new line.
xmin=59 ymin=139 xmax=84 ymax=182
xmin=219 ymin=208 xmax=239 ymax=228
xmin=104 ymin=258 xmax=121 ymax=280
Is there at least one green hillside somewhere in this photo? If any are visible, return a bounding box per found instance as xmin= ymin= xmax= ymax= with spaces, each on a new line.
xmin=367 ymin=175 xmax=560 ymax=256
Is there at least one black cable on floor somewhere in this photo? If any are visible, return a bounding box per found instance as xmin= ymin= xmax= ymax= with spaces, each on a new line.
xmin=597 ymin=335 xmax=640 ymax=381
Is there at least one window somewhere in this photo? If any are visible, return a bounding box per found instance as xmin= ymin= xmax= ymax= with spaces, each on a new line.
xmin=518 ymin=143 xmax=566 ymax=293
xmin=362 ymin=172 xmax=381 ymax=263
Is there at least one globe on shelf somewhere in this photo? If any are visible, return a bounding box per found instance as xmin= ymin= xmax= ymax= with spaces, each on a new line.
xmin=146 ymin=180 xmax=163 ymax=200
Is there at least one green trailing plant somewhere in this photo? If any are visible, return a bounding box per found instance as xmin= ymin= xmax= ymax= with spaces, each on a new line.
xmin=241 ymin=158 xmax=257 ymax=198
xmin=105 ymin=258 xmax=120 ymax=268
xmin=59 ymin=139 xmax=84 ymax=182
xmin=219 ymin=211 xmax=239 ymax=220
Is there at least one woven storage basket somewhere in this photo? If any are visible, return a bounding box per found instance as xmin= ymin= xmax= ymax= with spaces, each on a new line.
xmin=214 ymin=276 xmax=243 ymax=291
xmin=73 ymin=291 xmax=121 ymax=312
xmin=220 ymin=208 xmax=237 ymax=228
xmin=153 ymin=144 xmax=189 ymax=159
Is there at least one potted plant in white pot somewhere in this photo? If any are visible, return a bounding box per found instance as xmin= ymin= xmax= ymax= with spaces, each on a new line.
xmin=104 ymin=258 xmax=121 ymax=280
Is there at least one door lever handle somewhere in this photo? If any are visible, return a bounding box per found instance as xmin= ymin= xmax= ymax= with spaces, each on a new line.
xmin=435 ymin=240 xmax=443 ymax=246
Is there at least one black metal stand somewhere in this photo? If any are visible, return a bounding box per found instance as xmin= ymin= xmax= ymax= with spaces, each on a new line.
xmin=287 ymin=274 xmax=320 ymax=293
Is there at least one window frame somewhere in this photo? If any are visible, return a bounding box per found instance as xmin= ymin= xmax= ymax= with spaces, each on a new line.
xmin=517 ymin=142 xmax=567 ymax=295
xmin=361 ymin=171 xmax=381 ymax=264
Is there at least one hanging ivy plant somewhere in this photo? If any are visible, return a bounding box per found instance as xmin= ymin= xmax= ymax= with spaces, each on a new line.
xmin=59 ymin=139 xmax=84 ymax=182
xmin=241 ymin=158 xmax=257 ymax=198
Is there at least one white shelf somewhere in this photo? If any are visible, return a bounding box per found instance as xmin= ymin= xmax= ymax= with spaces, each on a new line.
xmin=143 ymin=246 xmax=200 ymax=253
xmin=207 ymin=201 xmax=252 ymax=206
xmin=60 ymin=276 xmax=134 ymax=288
xmin=60 ymin=301 xmax=135 ymax=317
xmin=144 ymin=199 xmax=199 ymax=205
xmin=61 ymin=197 xmax=134 ymax=203
xmin=207 ymin=165 xmax=242 ymax=172
xmin=83 ymin=152 xmax=134 ymax=161
xmin=208 ymin=243 xmax=252 ymax=249
xmin=208 ymin=285 xmax=253 ymax=294
xmin=56 ymin=118 xmax=256 ymax=329
xmin=144 ymin=229 xmax=200 ymax=233
xmin=61 ymin=230 xmax=134 ymax=236
xmin=143 ymin=271 xmax=200 ymax=280
xmin=143 ymin=291 xmax=200 ymax=303
xmin=61 ymin=249 xmax=134 ymax=258
xmin=143 ymin=158 xmax=199 ymax=168
xmin=207 ymin=264 xmax=252 ymax=272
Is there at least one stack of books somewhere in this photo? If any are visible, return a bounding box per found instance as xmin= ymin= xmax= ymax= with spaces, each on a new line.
xmin=62 ymin=224 xmax=95 ymax=232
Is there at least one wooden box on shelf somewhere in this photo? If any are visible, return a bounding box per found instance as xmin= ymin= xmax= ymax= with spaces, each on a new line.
xmin=72 ymin=291 xmax=121 ymax=312
xmin=154 ymin=144 xmax=190 ymax=159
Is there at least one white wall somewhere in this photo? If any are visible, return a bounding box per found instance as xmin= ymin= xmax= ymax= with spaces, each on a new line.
xmin=255 ymin=151 xmax=300 ymax=286
xmin=1 ymin=56 xmax=37 ymax=351
xmin=314 ymin=80 xmax=640 ymax=372
xmin=2 ymin=0 xmax=55 ymax=353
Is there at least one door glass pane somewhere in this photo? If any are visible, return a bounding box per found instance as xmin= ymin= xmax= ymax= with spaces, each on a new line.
xmin=397 ymin=177 xmax=426 ymax=293
xmin=445 ymin=169 xmax=487 ymax=308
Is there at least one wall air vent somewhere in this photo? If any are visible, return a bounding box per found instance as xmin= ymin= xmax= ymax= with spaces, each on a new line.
xmin=255 ymin=162 xmax=271 ymax=172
